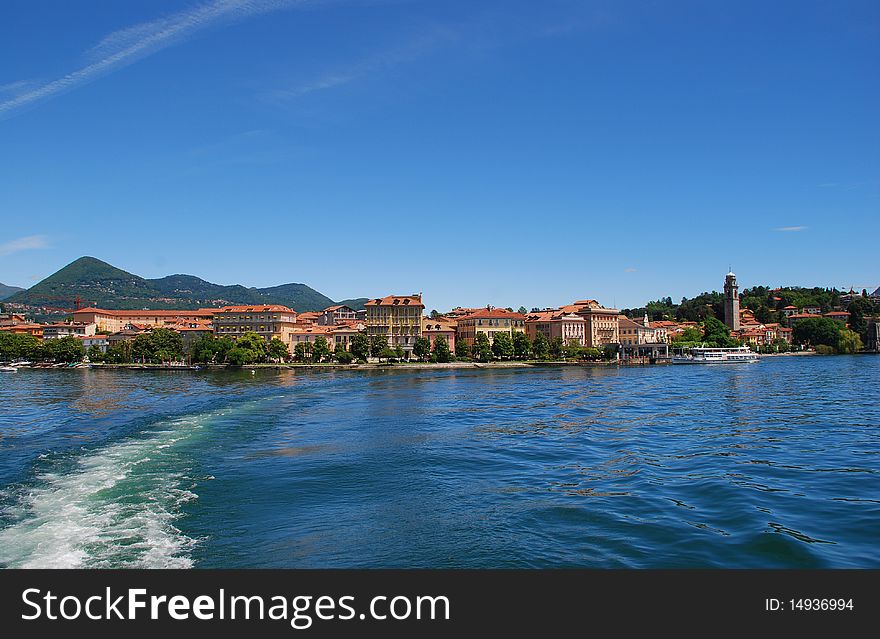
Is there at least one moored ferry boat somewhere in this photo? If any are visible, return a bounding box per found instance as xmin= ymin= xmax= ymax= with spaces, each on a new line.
xmin=672 ymin=346 xmax=760 ymax=364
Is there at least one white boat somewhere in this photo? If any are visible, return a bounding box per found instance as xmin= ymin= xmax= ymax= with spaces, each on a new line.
xmin=672 ymin=346 xmax=760 ymax=364
xmin=0 ymin=365 xmax=18 ymax=372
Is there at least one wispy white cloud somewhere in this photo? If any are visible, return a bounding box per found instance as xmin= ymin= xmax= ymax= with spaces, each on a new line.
xmin=775 ymin=226 xmax=807 ymax=232
xmin=0 ymin=235 xmax=50 ymax=257
xmin=264 ymin=28 xmax=459 ymax=102
xmin=623 ymin=267 xmax=637 ymax=273
xmin=0 ymin=0 xmax=309 ymax=119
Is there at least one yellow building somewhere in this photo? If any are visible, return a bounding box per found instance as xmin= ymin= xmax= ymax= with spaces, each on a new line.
xmin=364 ymin=294 xmax=424 ymax=354
xmin=213 ymin=305 xmax=298 ymax=347
xmin=456 ymin=307 xmax=526 ymax=348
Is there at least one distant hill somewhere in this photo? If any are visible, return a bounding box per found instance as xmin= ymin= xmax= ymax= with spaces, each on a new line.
xmin=6 ymin=256 xmax=360 ymax=312
xmin=0 ymin=282 xmax=25 ymax=300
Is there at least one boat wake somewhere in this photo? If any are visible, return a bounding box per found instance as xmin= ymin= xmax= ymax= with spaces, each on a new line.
xmin=0 ymin=414 xmax=209 ymax=568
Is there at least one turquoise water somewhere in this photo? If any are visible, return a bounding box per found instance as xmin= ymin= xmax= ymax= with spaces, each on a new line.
xmin=0 ymin=357 xmax=877 ymax=568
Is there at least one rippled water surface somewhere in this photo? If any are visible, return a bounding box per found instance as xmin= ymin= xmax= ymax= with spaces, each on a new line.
xmin=1 ymin=357 xmax=878 ymax=568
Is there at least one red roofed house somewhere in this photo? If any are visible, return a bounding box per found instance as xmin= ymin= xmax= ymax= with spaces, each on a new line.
xmin=421 ymin=316 xmax=457 ymax=354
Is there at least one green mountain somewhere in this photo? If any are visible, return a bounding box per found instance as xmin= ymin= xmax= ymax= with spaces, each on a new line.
xmin=0 ymin=282 xmax=25 ymax=300
xmin=7 ymin=256 xmax=357 ymax=312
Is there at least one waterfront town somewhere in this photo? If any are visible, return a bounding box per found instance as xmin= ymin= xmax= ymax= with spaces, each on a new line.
xmin=1 ymin=271 xmax=879 ymax=367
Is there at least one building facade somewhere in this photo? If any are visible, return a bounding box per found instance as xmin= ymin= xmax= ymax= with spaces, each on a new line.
xmin=213 ymin=305 xmax=298 ymax=347
xmin=41 ymin=322 xmax=97 ymax=339
xmin=456 ymin=307 xmax=526 ymax=348
xmin=559 ymin=300 xmax=620 ymax=347
xmin=319 ymin=305 xmax=358 ymax=326
xmin=364 ymin=294 xmax=425 ymax=354
xmin=524 ymin=310 xmax=585 ymax=346
xmin=421 ymin=316 xmax=457 ymax=353
xmin=73 ymin=308 xmax=215 ymax=333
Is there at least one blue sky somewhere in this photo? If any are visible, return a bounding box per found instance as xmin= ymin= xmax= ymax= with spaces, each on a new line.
xmin=1 ymin=0 xmax=878 ymax=311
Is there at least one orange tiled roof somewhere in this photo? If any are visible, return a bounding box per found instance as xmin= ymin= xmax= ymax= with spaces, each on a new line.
xmin=217 ymin=305 xmax=295 ymax=313
xmin=76 ymin=308 xmax=216 ymax=317
xmin=364 ymin=295 xmax=424 ymax=307
xmin=458 ymin=308 xmax=526 ymax=320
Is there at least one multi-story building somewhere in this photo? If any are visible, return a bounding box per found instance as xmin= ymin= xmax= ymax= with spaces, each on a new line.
xmin=289 ymin=324 xmax=335 ymax=350
xmin=456 ymin=307 xmax=526 ymax=348
xmin=72 ymin=308 xmax=215 ymax=333
xmin=421 ymin=316 xmax=457 ymax=353
xmin=0 ymin=313 xmax=26 ymax=326
xmin=560 ymin=300 xmax=620 ymax=347
xmin=364 ymin=294 xmax=425 ymax=354
xmin=41 ymin=322 xmax=97 ymax=339
xmin=319 ymin=305 xmax=358 ymax=326
xmin=524 ymin=310 xmax=585 ymax=346
xmin=80 ymin=334 xmax=109 ymax=353
xmin=213 ymin=305 xmax=298 ymax=347
xmin=618 ymin=314 xmax=665 ymax=346
xmin=0 ymin=323 xmax=43 ymax=337
xmin=329 ymin=323 xmax=366 ymax=351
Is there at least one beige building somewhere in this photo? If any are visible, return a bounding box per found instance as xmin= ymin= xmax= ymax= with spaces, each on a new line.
xmin=320 ymin=305 xmax=358 ymax=325
xmin=42 ymin=322 xmax=97 ymax=339
xmin=365 ymin=294 xmax=425 ymax=354
xmin=560 ymin=300 xmax=620 ymax=347
xmin=524 ymin=310 xmax=585 ymax=346
xmin=72 ymin=308 xmax=215 ymax=333
xmin=456 ymin=307 xmax=526 ymax=348
xmin=618 ymin=314 xmax=665 ymax=346
xmin=213 ymin=305 xmax=298 ymax=347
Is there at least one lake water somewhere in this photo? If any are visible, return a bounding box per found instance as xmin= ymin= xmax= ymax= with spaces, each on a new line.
xmin=0 ymin=357 xmax=877 ymax=568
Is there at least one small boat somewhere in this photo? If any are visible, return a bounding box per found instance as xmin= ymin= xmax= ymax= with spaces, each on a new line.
xmin=0 ymin=365 xmax=18 ymax=372
xmin=672 ymin=346 xmax=760 ymax=364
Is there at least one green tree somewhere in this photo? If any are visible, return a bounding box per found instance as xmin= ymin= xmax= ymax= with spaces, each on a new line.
xmin=432 ymin=336 xmax=451 ymax=363
xmin=455 ymin=338 xmax=471 ymax=359
xmin=491 ymin=332 xmax=514 ymax=359
xmin=334 ymin=341 xmax=355 ymax=364
xmin=87 ymin=344 xmax=105 ymax=362
xmin=268 ymin=338 xmax=289 ymax=362
xmin=0 ymin=333 xmax=41 ymax=360
xmin=369 ymin=334 xmax=387 ymax=358
xmin=312 ymin=336 xmax=331 ymax=362
xmin=472 ymin=332 xmax=493 ymax=362
xmin=847 ymin=297 xmax=876 ymax=337
xmin=532 ymin=332 xmax=549 ymax=359
xmin=549 ymin=336 xmax=564 ymax=359
xmin=512 ymin=331 xmax=531 ymax=360
xmin=350 ymin=333 xmax=370 ymax=361
xmin=394 ymin=345 xmax=404 ymax=360
xmin=379 ymin=346 xmax=397 ymax=362
xmin=702 ymin=317 xmax=738 ymax=347
xmin=293 ymin=342 xmax=309 ymax=362
xmin=103 ymin=341 xmax=132 ymax=364
xmin=413 ymin=336 xmax=432 ymax=361
xmin=837 ymin=328 xmax=863 ymax=354
xmin=189 ymin=334 xmax=217 ymax=363
xmin=564 ymin=339 xmax=582 ymax=360
xmin=673 ymin=327 xmax=703 ymax=343
xmin=583 ymin=347 xmax=601 ymax=360
xmin=237 ymin=332 xmax=268 ymax=363
xmin=226 ymin=347 xmax=254 ymax=366
xmin=793 ymin=317 xmax=841 ymax=348
xmin=430 ymin=309 xmax=441 ymax=319
xmin=214 ymin=337 xmax=234 ymax=363
xmin=49 ymin=336 xmax=85 ymax=363
xmin=517 ymin=306 xmax=528 ymax=315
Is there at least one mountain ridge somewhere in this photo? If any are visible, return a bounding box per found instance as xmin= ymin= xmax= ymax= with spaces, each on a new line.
xmin=0 ymin=282 xmax=25 ymax=300
xmin=6 ymin=257 xmax=368 ymax=312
